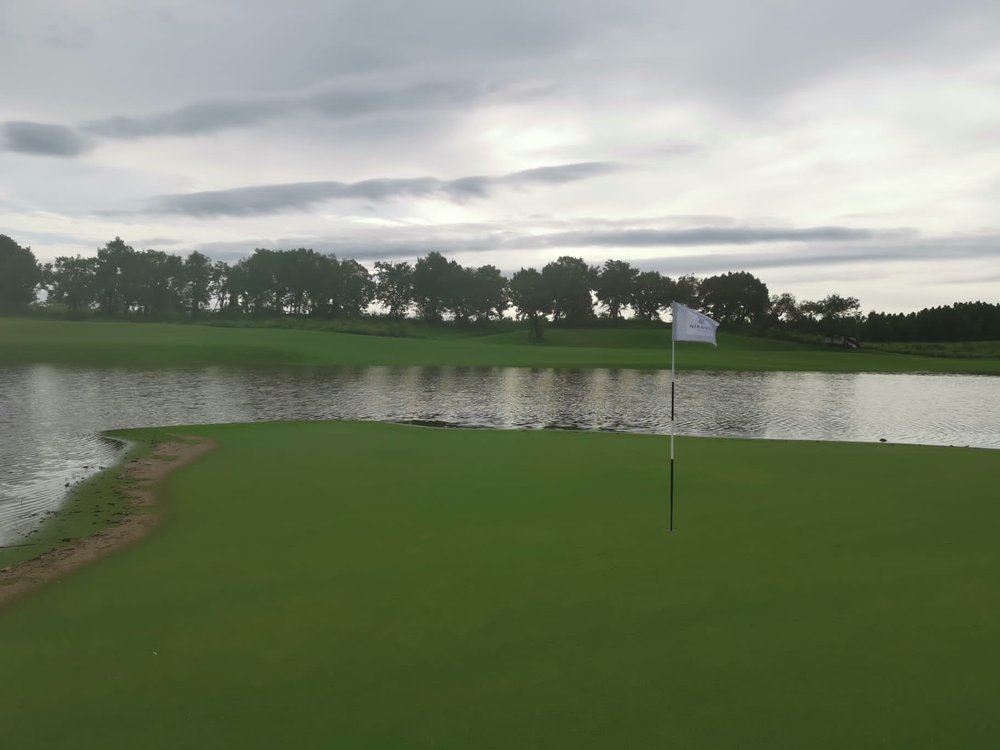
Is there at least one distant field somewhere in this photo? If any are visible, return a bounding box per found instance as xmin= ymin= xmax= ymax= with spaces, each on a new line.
xmin=2 ymin=318 xmax=999 ymax=373
xmin=865 ymin=340 xmax=1000 ymax=359
xmin=2 ymin=422 xmax=999 ymax=747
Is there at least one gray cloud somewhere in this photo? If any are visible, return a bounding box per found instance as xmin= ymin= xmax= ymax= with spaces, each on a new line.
xmin=183 ymin=223 xmax=983 ymax=268
xmin=2 ymin=80 xmax=491 ymax=159
xmin=82 ymin=80 xmax=484 ymax=139
xmin=512 ymin=226 xmax=911 ymax=249
xmin=144 ymin=162 xmax=621 ymax=216
xmin=1 ymin=121 xmax=93 ymax=157
xmin=638 ymin=243 xmax=996 ymax=277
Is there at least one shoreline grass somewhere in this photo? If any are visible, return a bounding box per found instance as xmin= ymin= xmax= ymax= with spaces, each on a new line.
xmin=0 ymin=435 xmax=145 ymax=571
xmin=2 ymin=421 xmax=998 ymax=747
xmin=2 ymin=318 xmax=999 ymax=374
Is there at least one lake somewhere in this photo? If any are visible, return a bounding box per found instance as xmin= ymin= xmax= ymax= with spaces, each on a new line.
xmin=2 ymin=365 xmax=999 ymax=546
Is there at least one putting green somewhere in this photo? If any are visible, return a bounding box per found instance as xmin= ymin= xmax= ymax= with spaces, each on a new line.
xmin=2 ymin=422 xmax=998 ymax=748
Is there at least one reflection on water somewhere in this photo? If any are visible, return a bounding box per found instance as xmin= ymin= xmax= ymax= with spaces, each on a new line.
xmin=1 ymin=365 xmax=999 ymax=545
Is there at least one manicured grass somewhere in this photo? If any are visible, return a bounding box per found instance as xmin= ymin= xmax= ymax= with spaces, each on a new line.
xmin=2 ymin=421 xmax=998 ymax=747
xmin=2 ymin=317 xmax=999 ymax=373
xmin=866 ymin=340 xmax=1000 ymax=359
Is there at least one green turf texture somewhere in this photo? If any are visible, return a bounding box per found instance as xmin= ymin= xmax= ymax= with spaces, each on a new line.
xmin=2 ymin=318 xmax=998 ymax=373
xmin=2 ymin=421 xmax=998 ymax=748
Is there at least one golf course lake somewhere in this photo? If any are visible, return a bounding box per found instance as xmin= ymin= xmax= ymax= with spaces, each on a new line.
xmin=2 ymin=364 xmax=999 ymax=545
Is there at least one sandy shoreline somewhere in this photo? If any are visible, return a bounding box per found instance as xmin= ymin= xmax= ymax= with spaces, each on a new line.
xmin=0 ymin=434 xmax=215 ymax=609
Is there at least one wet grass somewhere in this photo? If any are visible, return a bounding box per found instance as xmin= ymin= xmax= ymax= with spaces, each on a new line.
xmin=2 ymin=317 xmax=999 ymax=372
xmin=2 ymin=421 xmax=999 ymax=747
xmin=0 ymin=437 xmax=158 ymax=571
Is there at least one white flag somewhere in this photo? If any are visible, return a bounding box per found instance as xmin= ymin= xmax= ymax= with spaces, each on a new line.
xmin=671 ymin=302 xmax=719 ymax=346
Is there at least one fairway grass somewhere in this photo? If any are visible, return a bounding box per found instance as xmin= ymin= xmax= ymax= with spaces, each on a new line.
xmin=2 ymin=422 xmax=999 ymax=747
xmin=3 ymin=317 xmax=999 ymax=373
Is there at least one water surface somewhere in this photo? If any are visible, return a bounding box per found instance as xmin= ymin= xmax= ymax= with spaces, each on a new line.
xmin=2 ymin=365 xmax=998 ymax=545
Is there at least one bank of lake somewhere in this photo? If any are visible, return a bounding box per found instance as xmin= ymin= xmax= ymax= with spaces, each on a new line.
xmin=2 ymin=318 xmax=1000 ymax=373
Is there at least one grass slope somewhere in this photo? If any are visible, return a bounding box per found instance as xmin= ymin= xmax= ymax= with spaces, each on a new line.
xmin=2 ymin=422 xmax=998 ymax=748
xmin=2 ymin=318 xmax=999 ymax=373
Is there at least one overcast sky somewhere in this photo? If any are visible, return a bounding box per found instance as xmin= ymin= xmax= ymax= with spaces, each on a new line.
xmin=2 ymin=0 xmax=999 ymax=312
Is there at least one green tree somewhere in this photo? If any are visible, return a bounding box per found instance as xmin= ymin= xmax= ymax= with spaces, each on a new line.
xmin=769 ymin=292 xmax=801 ymax=325
xmin=594 ymin=260 xmax=638 ymax=319
xmin=443 ymin=261 xmax=475 ymax=325
xmin=337 ymin=259 xmax=374 ymax=317
xmin=467 ymin=265 xmax=509 ymax=322
xmin=699 ymin=271 xmax=769 ymax=325
xmin=183 ymin=251 xmax=213 ymax=317
xmin=672 ymin=274 xmax=700 ymax=307
xmin=0 ymin=235 xmax=40 ymax=312
xmin=374 ymin=261 xmax=414 ymax=318
xmin=93 ymin=237 xmax=137 ymax=316
xmin=413 ymin=251 xmax=451 ymax=323
xmin=542 ymin=256 xmax=595 ymax=326
xmin=807 ymin=294 xmax=863 ymax=336
xmin=509 ymin=268 xmax=552 ymax=340
xmin=45 ymin=256 xmax=98 ymax=314
xmin=131 ymin=249 xmax=184 ymax=318
xmin=630 ymin=270 xmax=672 ymax=320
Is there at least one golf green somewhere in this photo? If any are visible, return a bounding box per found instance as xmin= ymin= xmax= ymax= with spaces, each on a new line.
xmin=2 ymin=422 xmax=998 ymax=748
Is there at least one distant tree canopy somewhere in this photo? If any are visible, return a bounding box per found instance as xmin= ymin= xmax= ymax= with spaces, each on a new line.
xmin=374 ymin=261 xmax=414 ymax=319
xmin=7 ymin=233 xmax=998 ymax=343
xmin=0 ymin=234 xmax=41 ymax=312
xmin=864 ymin=302 xmax=1000 ymax=342
xmin=509 ymin=268 xmax=552 ymax=339
xmin=700 ymin=271 xmax=770 ymax=325
xmin=543 ymin=256 xmax=596 ymax=326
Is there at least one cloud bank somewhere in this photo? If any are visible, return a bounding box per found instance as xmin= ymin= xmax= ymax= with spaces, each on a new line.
xmin=144 ymin=162 xmax=622 ymax=216
xmin=1 ymin=121 xmax=93 ymax=157
xmin=2 ymin=80 xmax=491 ymax=158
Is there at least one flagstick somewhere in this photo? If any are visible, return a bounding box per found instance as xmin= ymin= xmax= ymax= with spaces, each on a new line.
xmin=670 ymin=336 xmax=676 ymax=532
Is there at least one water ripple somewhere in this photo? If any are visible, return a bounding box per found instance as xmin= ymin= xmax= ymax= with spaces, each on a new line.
xmin=1 ymin=365 xmax=998 ymax=545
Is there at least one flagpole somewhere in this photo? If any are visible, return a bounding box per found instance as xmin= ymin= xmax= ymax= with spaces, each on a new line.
xmin=670 ymin=334 xmax=675 ymax=532
xmin=667 ymin=301 xmax=718 ymax=533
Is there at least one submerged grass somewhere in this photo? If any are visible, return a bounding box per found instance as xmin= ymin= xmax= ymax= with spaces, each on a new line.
xmin=0 ymin=436 xmax=154 ymax=570
xmin=2 ymin=317 xmax=999 ymax=373
xmin=2 ymin=421 xmax=998 ymax=747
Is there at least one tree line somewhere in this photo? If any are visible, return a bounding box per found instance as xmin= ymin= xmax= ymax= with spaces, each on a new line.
xmin=2 ymin=233 xmax=998 ymax=342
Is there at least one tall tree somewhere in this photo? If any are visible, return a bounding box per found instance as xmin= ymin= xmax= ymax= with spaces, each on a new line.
xmin=631 ymin=270 xmax=672 ymax=320
xmin=0 ymin=235 xmax=40 ymax=312
xmin=237 ymin=249 xmax=284 ymax=315
xmin=509 ymin=268 xmax=552 ymax=340
xmin=443 ymin=261 xmax=475 ymax=325
xmin=769 ymin=292 xmax=802 ymax=324
xmin=275 ymin=248 xmax=325 ymax=316
xmin=210 ymin=261 xmax=232 ymax=312
xmin=803 ymin=294 xmax=863 ymax=336
xmin=183 ymin=251 xmax=213 ymax=317
xmin=337 ymin=259 xmax=374 ymax=317
xmin=542 ymin=256 xmax=596 ymax=325
xmin=594 ymin=259 xmax=639 ymax=319
xmin=412 ymin=251 xmax=451 ymax=322
xmin=467 ymin=265 xmax=509 ymax=322
xmin=672 ymin=274 xmax=700 ymax=307
xmin=45 ymin=256 xmax=98 ymax=314
xmin=131 ymin=249 xmax=184 ymax=318
xmin=374 ymin=261 xmax=414 ymax=318
xmin=699 ymin=271 xmax=769 ymax=324
xmin=93 ymin=237 xmax=137 ymax=316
